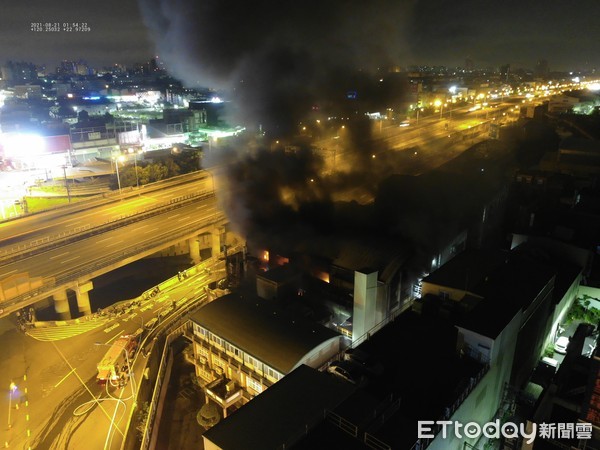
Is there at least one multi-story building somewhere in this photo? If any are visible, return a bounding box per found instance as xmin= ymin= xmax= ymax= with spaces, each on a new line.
xmin=421 ymin=246 xmax=560 ymax=389
xmin=190 ymin=293 xmax=341 ymax=418
xmin=199 ymin=246 xmax=570 ymax=450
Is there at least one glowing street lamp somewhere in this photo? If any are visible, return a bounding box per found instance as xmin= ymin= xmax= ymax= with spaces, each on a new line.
xmin=434 ymin=99 xmax=444 ymax=119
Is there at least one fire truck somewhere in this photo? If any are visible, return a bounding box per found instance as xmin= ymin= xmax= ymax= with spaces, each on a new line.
xmin=97 ymin=335 xmax=138 ymax=385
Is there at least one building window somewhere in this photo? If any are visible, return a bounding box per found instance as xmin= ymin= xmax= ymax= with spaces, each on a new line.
xmin=244 ymin=354 xmax=263 ymax=372
xmin=226 ymin=343 xmax=243 ymax=360
xmin=198 ymin=366 xmax=212 ymax=381
xmin=246 ymin=377 xmax=263 ymax=394
xmin=210 ymin=333 xmax=223 ymax=348
xmin=197 ymin=345 xmax=209 ymax=358
xmin=413 ymin=279 xmax=423 ymax=299
xmin=212 ymin=355 xmax=226 ymax=369
xmin=233 ymin=346 xmax=242 ymax=359
xmin=265 ymin=366 xmax=282 ymax=381
xmin=194 ymin=324 xmax=208 ymax=339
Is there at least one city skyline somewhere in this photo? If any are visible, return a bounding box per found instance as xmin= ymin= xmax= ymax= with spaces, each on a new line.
xmin=1 ymin=0 xmax=599 ymax=75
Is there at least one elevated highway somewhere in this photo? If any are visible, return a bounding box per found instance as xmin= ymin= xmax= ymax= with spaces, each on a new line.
xmin=0 ymin=171 xmax=215 ymax=253
xmin=0 ymin=171 xmax=241 ymax=319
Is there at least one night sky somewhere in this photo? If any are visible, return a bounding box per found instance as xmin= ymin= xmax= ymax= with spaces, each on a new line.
xmin=1 ymin=0 xmax=599 ymax=72
xmin=0 ymin=0 xmax=153 ymax=68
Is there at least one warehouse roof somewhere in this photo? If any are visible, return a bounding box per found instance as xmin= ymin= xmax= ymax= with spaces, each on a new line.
xmin=190 ymin=294 xmax=340 ymax=374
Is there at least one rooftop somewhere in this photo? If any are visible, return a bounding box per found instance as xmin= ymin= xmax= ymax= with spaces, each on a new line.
xmin=202 ymin=365 xmax=355 ymax=450
xmin=459 ymin=252 xmax=556 ymax=338
xmin=190 ymin=294 xmax=340 ymax=374
xmin=422 ymin=249 xmax=509 ymax=293
xmin=296 ymin=311 xmax=486 ymax=449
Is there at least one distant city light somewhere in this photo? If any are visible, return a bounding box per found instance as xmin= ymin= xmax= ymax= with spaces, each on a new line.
xmin=588 ymin=83 xmax=600 ymax=91
xmin=210 ymin=96 xmax=223 ymax=103
xmin=449 ymin=86 xmax=457 ymax=94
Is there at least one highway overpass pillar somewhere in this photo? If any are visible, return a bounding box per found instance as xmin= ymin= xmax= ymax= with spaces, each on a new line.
xmin=76 ymin=281 xmax=93 ymax=316
xmin=188 ymin=238 xmax=201 ymax=264
xmin=211 ymin=228 xmax=221 ymax=258
xmin=53 ymin=290 xmax=71 ymax=320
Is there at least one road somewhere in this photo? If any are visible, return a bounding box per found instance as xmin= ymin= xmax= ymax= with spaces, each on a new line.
xmin=316 ymin=99 xmax=521 ymax=173
xmin=0 ymin=171 xmax=215 ymax=251
xmin=0 ymin=192 xmax=224 ymax=316
xmin=0 ymin=257 xmax=224 ymax=450
xmin=308 ymin=100 xmax=522 ymax=205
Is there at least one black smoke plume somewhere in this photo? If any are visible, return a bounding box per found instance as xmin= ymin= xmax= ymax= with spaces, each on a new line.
xmin=138 ymin=0 xmax=412 ymax=133
xmin=137 ymin=0 xmax=499 ymax=275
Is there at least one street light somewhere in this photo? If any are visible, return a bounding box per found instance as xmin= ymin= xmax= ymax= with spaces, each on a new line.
xmin=128 ymin=148 xmax=140 ymax=190
xmin=113 ymin=155 xmax=125 ymax=194
xmin=434 ymin=99 xmax=444 ymax=119
xmin=7 ymin=382 xmax=16 ymax=428
xmin=62 ymin=165 xmax=72 ymax=203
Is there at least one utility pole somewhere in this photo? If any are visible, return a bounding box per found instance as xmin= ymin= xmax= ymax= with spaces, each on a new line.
xmin=62 ymin=165 xmax=71 ymax=203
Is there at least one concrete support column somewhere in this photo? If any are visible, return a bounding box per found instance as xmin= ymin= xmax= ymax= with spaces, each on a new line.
xmin=53 ymin=290 xmax=71 ymax=320
xmin=76 ymin=280 xmax=93 ymax=316
xmin=189 ymin=238 xmax=200 ymax=264
xmin=211 ymin=228 xmax=221 ymax=258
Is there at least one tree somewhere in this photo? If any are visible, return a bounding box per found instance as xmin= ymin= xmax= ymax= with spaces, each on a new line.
xmin=173 ymin=150 xmax=202 ymax=172
xmin=143 ymin=163 xmax=169 ymax=183
xmin=107 ymin=155 xmax=193 ymax=191
xmin=117 ymin=165 xmax=139 ymax=188
xmin=77 ymin=110 xmax=90 ymax=122
xmin=162 ymin=158 xmax=181 ymax=178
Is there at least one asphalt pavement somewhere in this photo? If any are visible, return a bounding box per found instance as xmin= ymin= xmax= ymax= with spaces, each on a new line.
xmin=0 ymin=257 xmax=223 ymax=449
